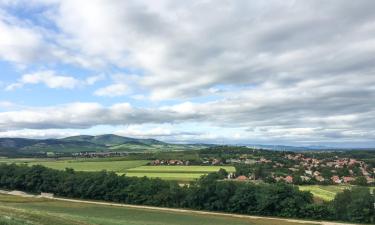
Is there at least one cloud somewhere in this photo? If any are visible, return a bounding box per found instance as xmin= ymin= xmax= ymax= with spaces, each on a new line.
xmin=94 ymin=84 xmax=128 ymax=97
xmin=0 ymin=1 xmax=375 ymax=146
xmin=6 ymin=70 xmax=107 ymax=91
xmin=25 ymin=0 xmax=374 ymax=100
xmin=0 ymin=102 xmax=198 ymax=131
xmin=0 ymin=129 xmax=79 ymax=139
xmin=85 ymin=74 xmax=106 ymax=85
xmin=6 ymin=70 xmax=80 ymax=90
xmin=0 ymin=10 xmax=46 ymax=64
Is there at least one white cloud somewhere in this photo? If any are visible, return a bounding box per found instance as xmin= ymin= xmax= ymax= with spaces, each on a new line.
xmin=6 ymin=70 xmax=79 ymax=90
xmin=85 ymin=74 xmax=106 ymax=85
xmin=94 ymin=83 xmax=128 ymax=97
xmin=0 ymin=129 xmax=79 ymax=139
xmin=0 ymin=11 xmax=45 ymax=64
xmin=5 ymin=70 xmax=105 ymax=91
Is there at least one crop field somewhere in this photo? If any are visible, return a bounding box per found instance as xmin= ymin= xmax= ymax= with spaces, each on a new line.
xmin=123 ymin=172 xmax=205 ymax=181
xmin=126 ymin=165 xmax=236 ymax=181
xmin=0 ymin=158 xmax=149 ymax=173
xmin=127 ymin=165 xmax=236 ymax=173
xmin=0 ymin=158 xmax=236 ymax=181
xmin=0 ymin=194 xmax=316 ymax=225
xmin=27 ymin=160 xmax=149 ymax=173
xmin=298 ymin=185 xmax=375 ymax=201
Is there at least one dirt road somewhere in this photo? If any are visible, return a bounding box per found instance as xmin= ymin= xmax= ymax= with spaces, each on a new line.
xmin=0 ymin=190 xmax=356 ymax=225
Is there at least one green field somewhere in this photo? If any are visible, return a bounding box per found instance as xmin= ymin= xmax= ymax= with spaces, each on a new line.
xmin=123 ymin=172 xmax=205 ymax=181
xmin=126 ymin=165 xmax=236 ymax=181
xmin=27 ymin=160 xmax=149 ymax=173
xmin=298 ymin=185 xmax=375 ymax=201
xmin=0 ymin=194 xmax=316 ymax=225
xmin=128 ymin=165 xmax=236 ymax=173
xmin=0 ymin=158 xmax=236 ymax=181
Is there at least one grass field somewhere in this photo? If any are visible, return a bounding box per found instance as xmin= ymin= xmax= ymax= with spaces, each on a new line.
xmin=123 ymin=172 xmax=205 ymax=181
xmin=0 ymin=158 xmax=236 ymax=181
xmin=298 ymin=185 xmax=375 ymax=201
xmin=0 ymin=194 xmax=317 ymax=225
xmin=27 ymin=160 xmax=149 ymax=173
xmin=126 ymin=165 xmax=236 ymax=181
xmin=127 ymin=165 xmax=236 ymax=173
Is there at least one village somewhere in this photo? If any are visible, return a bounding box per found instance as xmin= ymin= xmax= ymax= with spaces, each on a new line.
xmin=149 ymin=152 xmax=375 ymax=185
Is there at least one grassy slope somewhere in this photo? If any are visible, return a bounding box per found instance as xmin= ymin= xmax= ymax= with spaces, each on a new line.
xmin=0 ymin=194 xmax=316 ymax=225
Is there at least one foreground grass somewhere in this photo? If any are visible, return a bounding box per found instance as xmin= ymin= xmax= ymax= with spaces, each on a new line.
xmin=0 ymin=194 xmax=316 ymax=225
xmin=298 ymin=185 xmax=375 ymax=201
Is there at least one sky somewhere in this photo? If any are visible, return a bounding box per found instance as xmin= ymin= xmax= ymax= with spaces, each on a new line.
xmin=0 ymin=0 xmax=375 ymax=147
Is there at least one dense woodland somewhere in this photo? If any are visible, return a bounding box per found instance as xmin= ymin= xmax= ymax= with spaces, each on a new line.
xmin=0 ymin=164 xmax=373 ymax=223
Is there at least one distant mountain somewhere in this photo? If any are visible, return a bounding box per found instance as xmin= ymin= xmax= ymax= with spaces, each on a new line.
xmin=62 ymin=134 xmax=166 ymax=146
xmin=246 ymin=144 xmax=374 ymax=151
xmin=0 ymin=134 xmax=205 ymax=156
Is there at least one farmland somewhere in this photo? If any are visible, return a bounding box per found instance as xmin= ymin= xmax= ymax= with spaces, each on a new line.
xmin=0 ymin=193 xmax=316 ymax=225
xmin=298 ymin=185 xmax=375 ymax=201
xmin=0 ymin=158 xmax=235 ymax=181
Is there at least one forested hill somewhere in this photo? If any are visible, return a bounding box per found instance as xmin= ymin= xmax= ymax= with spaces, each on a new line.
xmin=0 ymin=134 xmax=209 ymax=156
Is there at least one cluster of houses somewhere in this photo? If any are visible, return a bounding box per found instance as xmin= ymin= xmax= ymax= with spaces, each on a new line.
xmin=149 ymin=158 xmax=223 ymax=166
xmin=72 ymin=151 xmax=128 ymax=158
xmin=282 ymin=154 xmax=375 ymax=184
xmin=149 ymin=159 xmax=190 ymax=166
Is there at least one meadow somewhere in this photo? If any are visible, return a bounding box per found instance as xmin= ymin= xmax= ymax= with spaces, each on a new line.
xmin=126 ymin=165 xmax=236 ymax=181
xmin=0 ymin=194 xmax=317 ymax=225
xmin=0 ymin=158 xmax=235 ymax=181
xmin=298 ymin=185 xmax=375 ymax=201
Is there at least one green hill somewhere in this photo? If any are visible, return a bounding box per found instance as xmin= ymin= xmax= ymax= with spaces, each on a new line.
xmin=0 ymin=135 xmax=208 ymax=156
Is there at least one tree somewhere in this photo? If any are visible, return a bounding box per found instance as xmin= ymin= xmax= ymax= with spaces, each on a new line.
xmin=352 ymin=176 xmax=368 ymax=186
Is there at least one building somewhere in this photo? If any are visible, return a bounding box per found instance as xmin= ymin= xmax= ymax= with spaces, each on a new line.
xmin=331 ymin=175 xmax=341 ymax=184
xmin=284 ymin=176 xmax=293 ymax=183
xmin=236 ymin=175 xmax=248 ymax=181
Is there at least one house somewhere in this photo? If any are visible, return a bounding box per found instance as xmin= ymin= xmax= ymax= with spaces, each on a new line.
xmin=284 ymin=176 xmax=293 ymax=183
xmin=227 ymin=173 xmax=235 ymax=179
xmin=313 ymin=171 xmax=320 ymax=176
xmin=315 ymin=176 xmax=325 ymax=182
xmin=300 ymin=176 xmax=311 ymax=181
xmin=305 ymin=170 xmax=313 ymax=175
xmin=331 ymin=175 xmax=341 ymax=184
xmin=212 ymin=159 xmax=221 ymax=165
xmin=366 ymin=176 xmax=375 ymax=184
xmin=236 ymin=175 xmax=248 ymax=181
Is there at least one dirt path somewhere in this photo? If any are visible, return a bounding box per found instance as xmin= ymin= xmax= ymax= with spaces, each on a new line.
xmin=0 ymin=190 xmax=355 ymax=225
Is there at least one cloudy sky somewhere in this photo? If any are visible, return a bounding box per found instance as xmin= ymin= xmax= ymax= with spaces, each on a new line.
xmin=0 ymin=0 xmax=375 ymax=147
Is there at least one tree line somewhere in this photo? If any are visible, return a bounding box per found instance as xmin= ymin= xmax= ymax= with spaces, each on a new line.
xmin=0 ymin=164 xmax=373 ymax=223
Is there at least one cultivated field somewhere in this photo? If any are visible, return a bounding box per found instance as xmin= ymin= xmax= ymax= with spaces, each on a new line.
xmin=0 ymin=194 xmax=317 ymax=225
xmin=0 ymin=158 xmax=235 ymax=181
xmin=298 ymin=185 xmax=375 ymax=201
xmin=126 ymin=165 xmax=236 ymax=181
